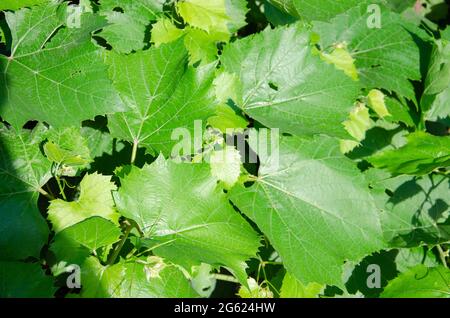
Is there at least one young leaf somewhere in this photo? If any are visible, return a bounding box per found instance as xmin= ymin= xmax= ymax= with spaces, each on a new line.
xmin=381 ymin=265 xmax=450 ymax=298
xmin=176 ymin=0 xmax=248 ymax=37
xmin=367 ymin=89 xmax=391 ymax=118
xmin=114 ymin=157 xmax=261 ymax=284
xmin=238 ymin=278 xmax=274 ymax=298
xmin=43 ymin=126 xmax=92 ymax=173
xmin=229 ymin=134 xmax=385 ymax=286
xmin=81 ymin=256 xmax=199 ymax=298
xmin=48 ymin=173 xmax=119 ymax=233
xmin=280 ymin=272 xmax=324 ymax=298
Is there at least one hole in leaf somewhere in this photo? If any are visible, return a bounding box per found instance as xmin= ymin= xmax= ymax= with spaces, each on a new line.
xmin=268 ymin=82 xmax=279 ymax=91
xmin=113 ymin=7 xmax=124 ymax=13
xmin=385 ymin=189 xmax=394 ymax=197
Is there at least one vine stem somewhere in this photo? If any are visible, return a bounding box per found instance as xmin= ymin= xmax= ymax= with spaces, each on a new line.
xmin=212 ymin=274 xmax=239 ymax=284
xmin=131 ymin=139 xmax=138 ymax=164
xmin=37 ymin=187 xmax=54 ymax=200
xmin=436 ymin=245 xmax=448 ymax=268
xmin=55 ymin=175 xmax=67 ymax=201
xmin=108 ymin=221 xmax=132 ymax=265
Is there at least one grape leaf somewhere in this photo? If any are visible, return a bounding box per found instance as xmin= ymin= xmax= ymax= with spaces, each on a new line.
xmin=395 ymin=247 xmax=439 ymax=273
xmin=381 ymin=265 xmax=450 ymax=298
xmin=114 ymin=156 xmax=261 ymax=284
xmin=238 ymin=278 xmax=274 ymax=298
xmin=368 ymin=132 xmax=450 ymax=176
xmin=210 ymin=146 xmax=242 ymax=188
xmin=229 ymin=134 xmax=385 ymax=286
xmin=43 ymin=126 xmax=92 ymax=174
xmin=280 ymin=272 xmax=324 ymax=298
xmin=422 ymin=35 xmax=450 ymax=125
xmin=176 ymin=0 xmax=248 ymax=37
xmin=221 ymin=24 xmax=360 ymax=139
xmin=97 ymin=0 xmax=163 ymax=53
xmin=106 ymin=40 xmax=217 ymax=156
xmin=48 ymin=173 xmax=119 ymax=233
xmin=151 ymin=19 xmax=225 ymax=65
xmin=268 ymin=0 xmax=364 ymax=21
xmin=0 ymin=2 xmax=124 ymax=128
xmin=313 ymin=3 xmax=425 ymax=101
xmin=55 ymin=216 xmax=122 ymax=251
xmin=81 ymin=256 xmax=199 ymax=298
xmin=376 ymin=174 xmax=450 ymax=247
xmin=0 ymin=124 xmax=51 ymax=260
xmin=0 ymin=0 xmax=49 ymax=11
xmin=0 ymin=262 xmax=56 ymax=297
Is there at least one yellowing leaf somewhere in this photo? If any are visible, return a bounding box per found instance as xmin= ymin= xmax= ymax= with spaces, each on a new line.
xmin=210 ymin=146 xmax=242 ymax=188
xmin=48 ymin=173 xmax=119 ymax=233
xmin=368 ymin=89 xmax=391 ymax=118
xmin=321 ymin=46 xmax=359 ymax=81
xmin=343 ymin=103 xmax=372 ymax=142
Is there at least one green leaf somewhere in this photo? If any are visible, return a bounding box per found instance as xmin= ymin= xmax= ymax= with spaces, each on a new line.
xmin=43 ymin=126 xmax=92 ymax=173
xmin=81 ymin=256 xmax=199 ymax=298
xmin=0 ymin=124 xmax=51 ymax=260
xmin=422 ymin=36 xmax=450 ymax=124
xmin=151 ymin=19 xmax=224 ymax=65
xmin=106 ymin=40 xmax=217 ymax=156
xmin=395 ymin=247 xmax=439 ymax=273
xmin=97 ymin=0 xmax=163 ymax=53
xmin=230 ymin=134 xmax=385 ymax=286
xmin=0 ymin=261 xmax=56 ymax=297
xmin=280 ymin=272 xmax=324 ymax=298
xmin=56 ymin=216 xmax=122 ymax=251
xmin=368 ymin=132 xmax=450 ymax=176
xmin=176 ymin=0 xmax=248 ymax=37
xmin=221 ymin=24 xmax=360 ymax=139
xmin=381 ymin=265 xmax=450 ymax=298
xmin=269 ymin=0 xmax=363 ymax=21
xmin=114 ymin=157 xmax=261 ymax=284
xmin=151 ymin=18 xmax=185 ymax=47
xmin=313 ymin=3 xmax=425 ymax=101
xmin=183 ymin=27 xmax=225 ymax=65
xmin=0 ymin=2 xmax=124 ymax=128
xmin=48 ymin=173 xmax=119 ymax=233
xmin=207 ymin=104 xmax=248 ymax=133
xmin=0 ymin=0 xmax=49 ymax=11
xmin=378 ymin=174 xmax=450 ymax=247
xmin=264 ymin=1 xmax=298 ymax=26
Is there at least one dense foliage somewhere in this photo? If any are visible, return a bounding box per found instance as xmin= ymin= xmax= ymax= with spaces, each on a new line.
xmin=0 ymin=0 xmax=449 ymax=298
